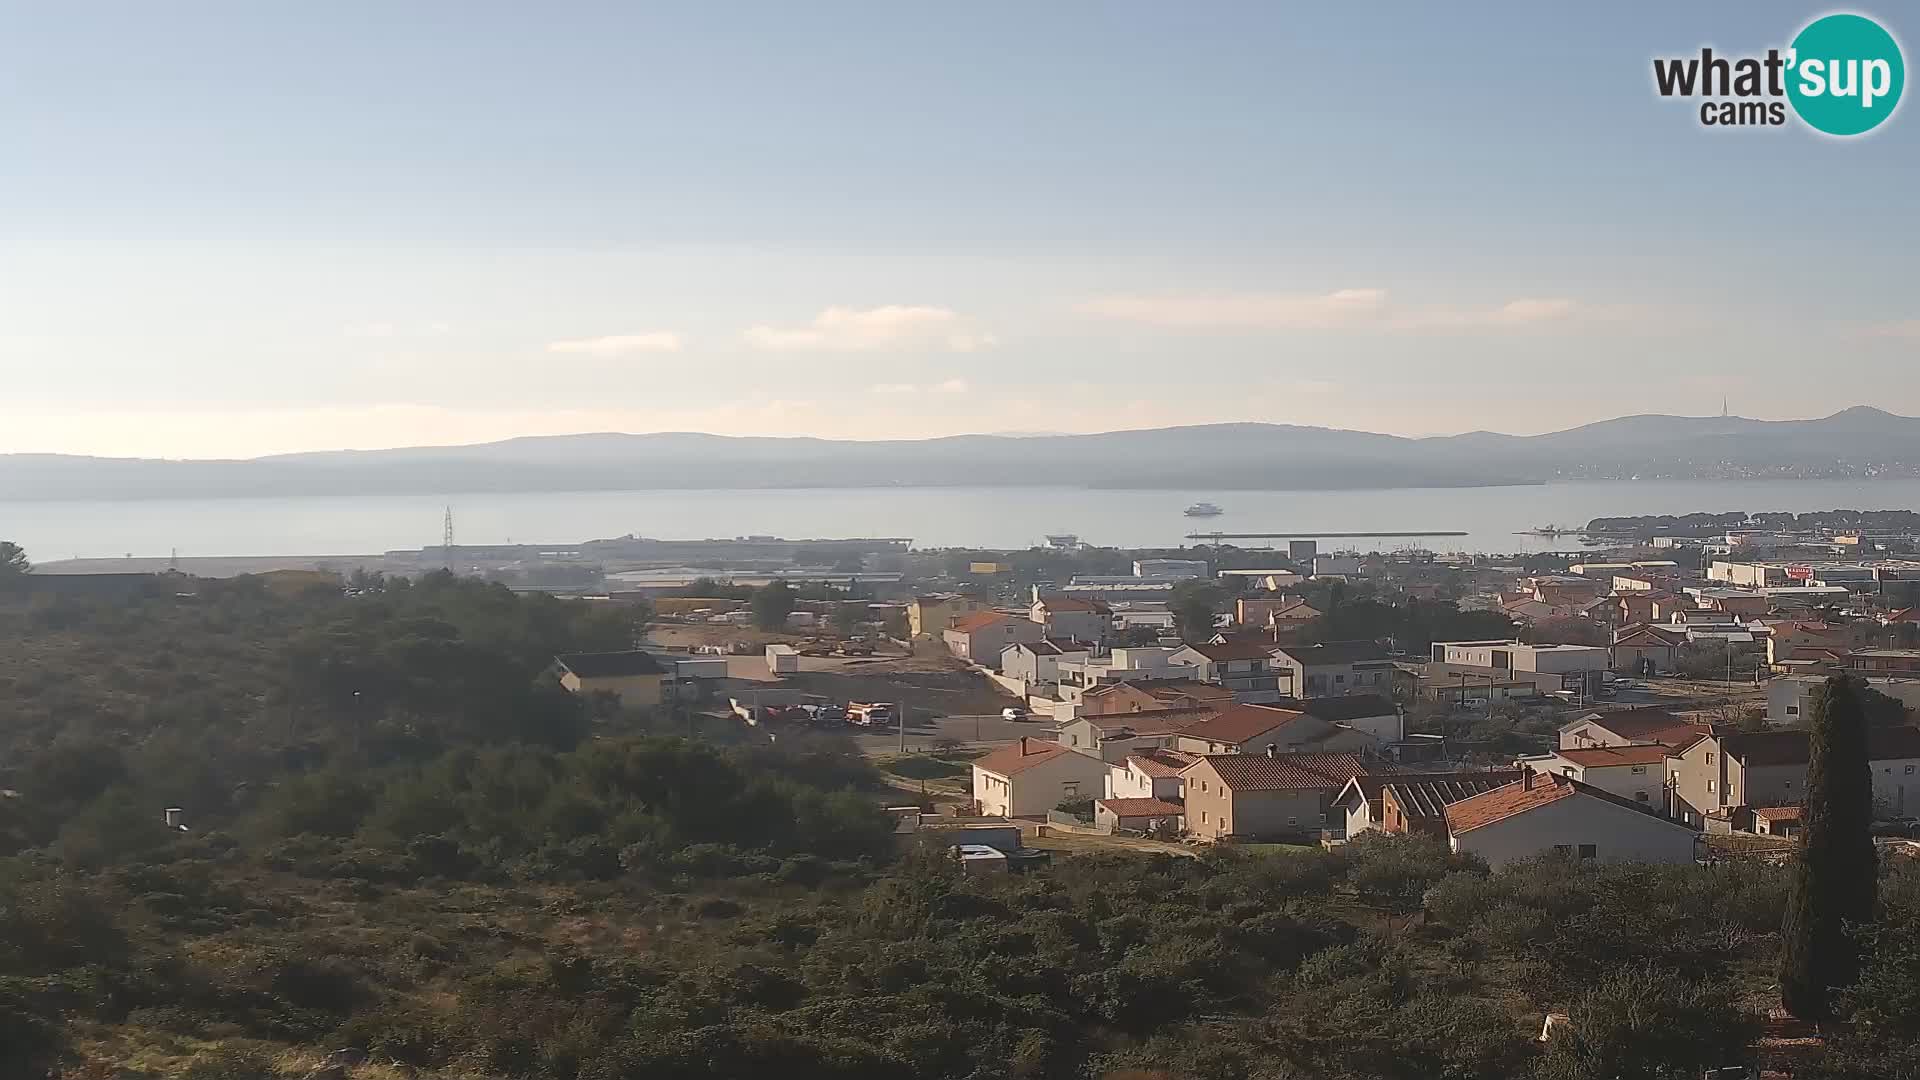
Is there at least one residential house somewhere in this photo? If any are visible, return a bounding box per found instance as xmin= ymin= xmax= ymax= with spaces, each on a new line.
xmin=1443 ymin=771 xmax=1699 ymax=868
xmin=1056 ymin=707 xmax=1219 ymax=762
xmin=908 ymin=593 xmax=990 ymax=638
xmin=1765 ymin=620 xmax=1869 ymax=666
xmin=943 ymin=611 xmax=1044 ymax=666
xmin=1031 ymin=593 xmax=1111 ymax=645
xmin=1768 ymin=673 xmax=1920 ymax=723
xmin=1169 ymin=639 xmax=1287 ymax=703
xmin=1334 ymin=770 xmax=1522 ymax=839
xmin=1431 ymin=640 xmax=1608 ymax=698
xmin=1181 ymin=751 xmax=1389 ymax=841
xmin=554 ymin=651 xmax=667 ymax=708
xmin=1280 ymin=693 xmax=1404 ymax=744
xmin=1667 ymin=726 xmax=1920 ymax=824
xmin=1093 ymin=797 xmax=1187 ymax=832
xmin=970 ymin=737 xmax=1110 ymax=817
xmin=1610 ymin=624 xmax=1689 ymax=676
xmin=1106 ymin=748 xmax=1196 ymax=799
xmin=1519 ymin=744 xmax=1669 ymax=807
xmin=1848 ymin=648 xmax=1920 ymax=678
xmin=1558 ymin=707 xmax=1708 ymax=751
xmin=1172 ymin=703 xmax=1377 ymax=756
xmin=1081 ymin=679 xmax=1236 ymax=716
xmin=1000 ymin=639 xmax=1093 ymax=694
xmin=1750 ymin=805 xmax=1803 ymax=837
xmin=1054 ymin=647 xmax=1200 ymax=702
xmin=1271 ymin=640 xmax=1396 ymax=698
xmin=1235 ymin=595 xmax=1322 ymax=632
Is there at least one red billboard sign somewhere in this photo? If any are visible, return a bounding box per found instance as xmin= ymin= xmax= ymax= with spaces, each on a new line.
xmin=1785 ymin=565 xmax=1815 ymax=581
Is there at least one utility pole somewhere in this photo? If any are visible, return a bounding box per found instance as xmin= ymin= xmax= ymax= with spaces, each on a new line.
xmin=898 ymin=703 xmax=907 ymax=754
xmin=442 ymin=506 xmax=455 ymax=572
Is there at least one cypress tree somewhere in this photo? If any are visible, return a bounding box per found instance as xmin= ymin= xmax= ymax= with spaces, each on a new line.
xmin=1779 ymin=675 xmax=1878 ymax=1021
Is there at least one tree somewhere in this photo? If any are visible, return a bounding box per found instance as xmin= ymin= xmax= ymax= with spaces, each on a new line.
xmin=1171 ymin=580 xmax=1224 ymax=643
xmin=750 ymin=581 xmax=796 ymax=631
xmin=1780 ymin=675 xmax=1878 ymax=1022
xmin=0 ymin=541 xmax=28 ymax=581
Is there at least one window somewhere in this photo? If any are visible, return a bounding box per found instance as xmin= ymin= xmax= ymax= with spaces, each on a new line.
xmin=1286 ymin=816 xmax=1298 ymax=827
xmin=1706 ymin=752 xmax=1715 ymax=765
xmin=1561 ymin=767 xmax=1574 ymax=777
xmin=1578 ymin=844 xmax=1597 ymax=860
xmin=1786 ymin=705 xmax=1800 ymax=716
xmin=1631 ymin=765 xmax=1647 ymax=775
xmin=1062 ymin=782 xmax=1079 ymax=798
xmin=1635 ymin=791 xmax=1649 ymax=802
xmin=1908 ymin=765 xmax=1916 ymax=775
xmin=1707 ymin=780 xmax=1716 ymax=793
xmin=1552 ymin=844 xmax=1573 ymax=856
xmin=1318 ymin=812 xmax=1327 ymax=824
xmin=1335 ymin=674 xmax=1346 ymax=684
xmin=1201 ymin=811 xmax=1208 ymax=824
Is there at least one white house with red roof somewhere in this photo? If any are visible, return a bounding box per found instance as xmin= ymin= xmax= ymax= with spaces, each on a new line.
xmin=1442 ymin=771 xmax=1697 ymax=869
xmin=1169 ymin=639 xmax=1286 ymax=703
xmin=1030 ymin=593 xmax=1111 ymax=645
xmin=943 ymin=611 xmax=1044 ymax=667
xmin=1106 ymin=748 xmax=1196 ymax=800
xmin=970 ymin=737 xmax=1109 ymax=817
xmin=1517 ymin=744 xmax=1669 ymax=807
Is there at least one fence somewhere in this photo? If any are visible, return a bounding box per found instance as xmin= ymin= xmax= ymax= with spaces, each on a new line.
xmin=1045 ymin=810 xmax=1114 ymax=835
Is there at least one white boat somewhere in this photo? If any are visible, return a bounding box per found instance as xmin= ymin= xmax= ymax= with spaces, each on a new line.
xmin=1183 ymin=502 xmax=1224 ymax=517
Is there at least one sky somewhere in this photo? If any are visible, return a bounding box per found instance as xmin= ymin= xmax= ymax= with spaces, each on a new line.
xmin=2 ymin=2 xmax=1917 ymax=458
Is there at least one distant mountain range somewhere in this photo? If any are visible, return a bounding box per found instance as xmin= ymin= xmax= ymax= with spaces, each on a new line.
xmin=6 ymin=406 xmax=1920 ymax=500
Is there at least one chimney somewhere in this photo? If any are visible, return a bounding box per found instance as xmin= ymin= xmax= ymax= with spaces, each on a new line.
xmin=1020 ymin=736 xmax=1029 ymax=755
xmin=1523 ymin=767 xmax=1534 ymax=790
xmin=1266 ymin=743 xmax=1278 ymax=758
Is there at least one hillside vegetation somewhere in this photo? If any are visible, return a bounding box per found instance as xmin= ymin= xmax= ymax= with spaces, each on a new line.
xmin=2 ymin=569 xmax=1918 ymax=1079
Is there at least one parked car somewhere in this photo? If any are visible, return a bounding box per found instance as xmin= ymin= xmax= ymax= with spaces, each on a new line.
xmin=1002 ymin=706 xmax=1029 ymax=721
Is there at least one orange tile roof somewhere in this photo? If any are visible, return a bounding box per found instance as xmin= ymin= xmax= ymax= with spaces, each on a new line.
xmin=1082 ymin=706 xmax=1220 ymax=735
xmin=1096 ymin=797 xmax=1185 ymax=817
xmin=1125 ymin=749 xmax=1197 ymax=778
xmin=1178 ymin=703 xmax=1311 ymax=745
xmin=1444 ymin=771 xmax=1670 ymax=834
xmin=1554 ymin=744 xmax=1672 ymax=767
xmin=1752 ymin=805 xmax=1804 ymax=821
xmin=1184 ymin=639 xmax=1279 ymax=662
xmin=1444 ymin=773 xmax=1582 ymax=833
xmin=948 ymin=610 xmax=1012 ymax=634
xmin=972 ymin=737 xmax=1088 ymax=778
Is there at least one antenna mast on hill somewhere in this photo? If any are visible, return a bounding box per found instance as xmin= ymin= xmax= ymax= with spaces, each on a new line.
xmin=442 ymin=506 xmax=455 ymax=571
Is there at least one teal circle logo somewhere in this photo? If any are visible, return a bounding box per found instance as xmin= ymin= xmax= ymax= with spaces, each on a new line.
xmin=1787 ymin=13 xmax=1905 ymax=136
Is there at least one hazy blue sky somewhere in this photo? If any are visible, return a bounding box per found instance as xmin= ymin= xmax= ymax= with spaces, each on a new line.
xmin=3 ymin=2 xmax=1915 ymax=457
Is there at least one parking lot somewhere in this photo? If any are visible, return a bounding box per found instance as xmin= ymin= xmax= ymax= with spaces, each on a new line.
xmin=843 ymin=708 xmax=1053 ymax=756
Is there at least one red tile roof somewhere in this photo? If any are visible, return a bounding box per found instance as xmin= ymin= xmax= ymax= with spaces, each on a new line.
xmin=1444 ymin=771 xmax=1672 ymax=834
xmin=1126 ymin=749 xmax=1197 ymax=778
xmin=1178 ymin=703 xmax=1312 ymax=746
xmin=1752 ymin=805 xmax=1804 ymax=821
xmin=949 ymin=610 xmax=1013 ymax=634
xmin=1189 ymin=752 xmax=1388 ymax=792
xmin=972 ymin=737 xmax=1089 ymax=778
xmin=1096 ymin=797 xmax=1185 ymax=817
xmin=1554 ymin=744 xmax=1672 ymax=767
xmin=1444 ymin=773 xmax=1582 ymax=833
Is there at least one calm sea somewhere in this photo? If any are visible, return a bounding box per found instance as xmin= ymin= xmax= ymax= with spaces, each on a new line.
xmin=4 ymin=479 xmax=1920 ymax=561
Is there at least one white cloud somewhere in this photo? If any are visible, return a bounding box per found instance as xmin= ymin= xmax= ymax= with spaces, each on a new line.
xmin=545 ymin=332 xmax=684 ymax=356
xmin=933 ymin=378 xmax=970 ymax=394
xmin=1077 ymin=289 xmax=1586 ymax=333
xmin=869 ymin=382 xmax=920 ymax=395
xmin=744 ymin=305 xmax=995 ymax=352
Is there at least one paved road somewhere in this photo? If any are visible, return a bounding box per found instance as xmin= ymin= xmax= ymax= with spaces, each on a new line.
xmin=844 ymin=709 xmax=1055 ymax=756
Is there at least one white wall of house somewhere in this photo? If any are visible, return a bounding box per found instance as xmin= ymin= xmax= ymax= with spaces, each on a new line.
xmin=1530 ymin=754 xmax=1662 ymax=806
xmin=972 ymin=750 xmax=1110 ymax=817
xmin=1106 ymin=759 xmax=1183 ymax=800
xmin=1332 ymin=710 xmax=1403 ymax=744
xmin=1450 ymin=791 xmax=1696 ymax=869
